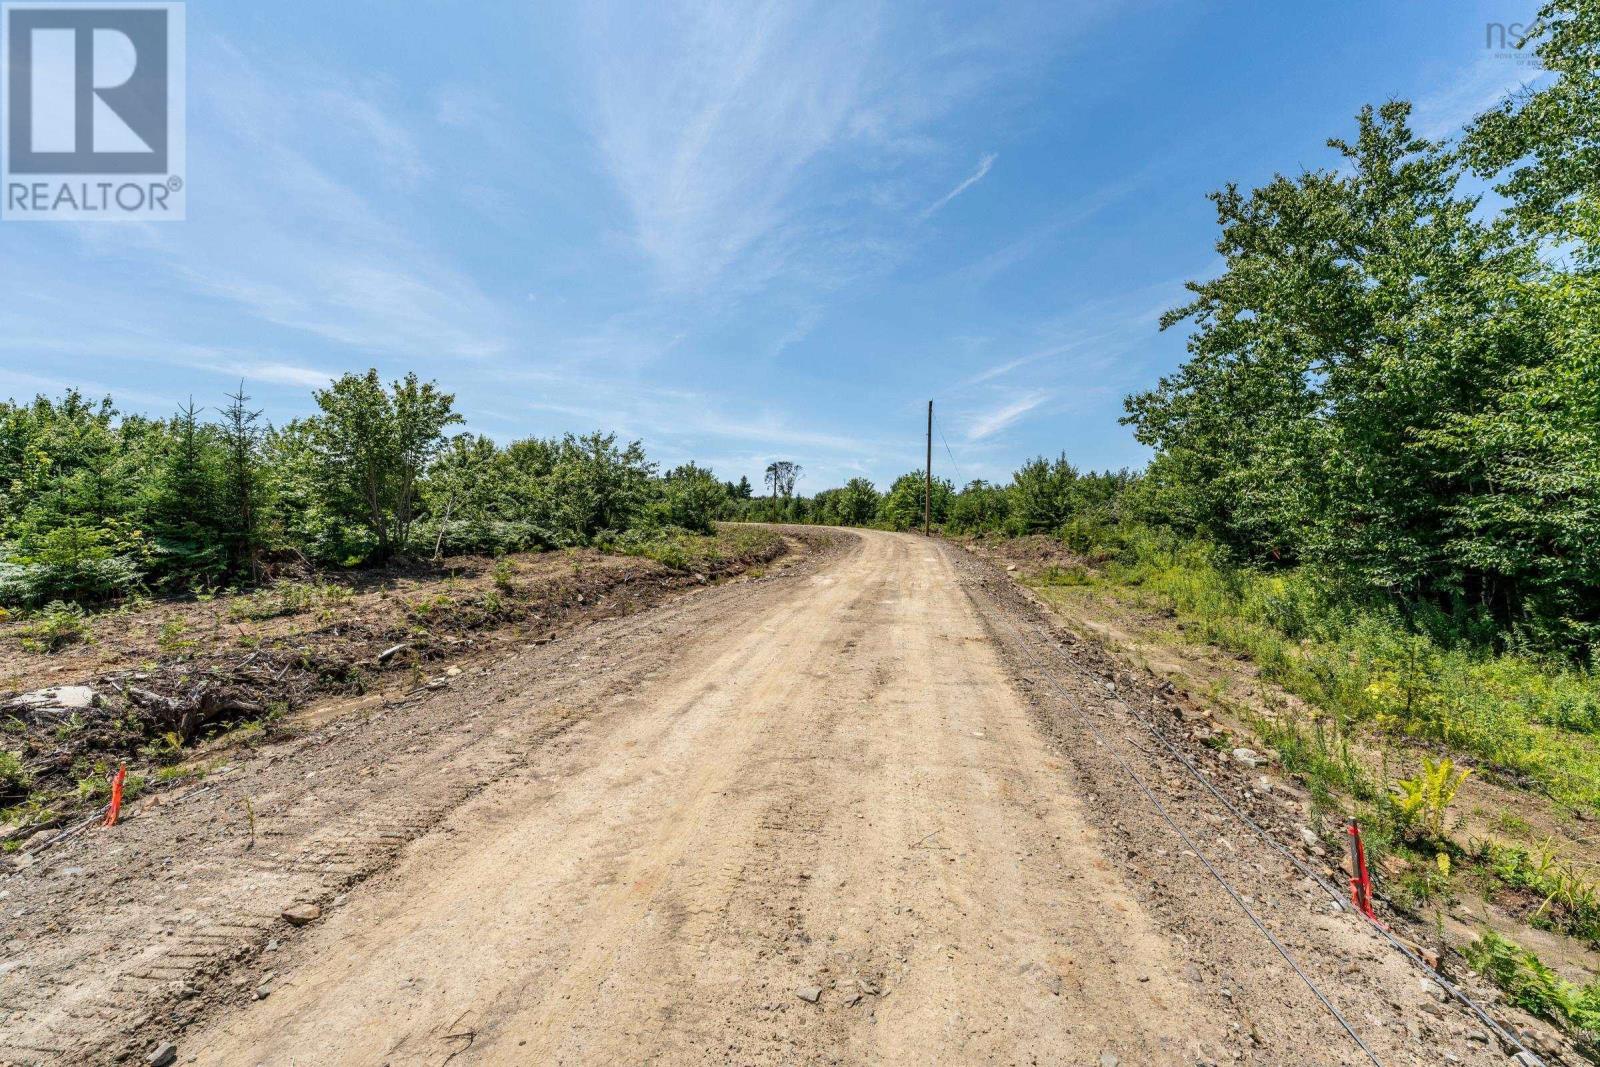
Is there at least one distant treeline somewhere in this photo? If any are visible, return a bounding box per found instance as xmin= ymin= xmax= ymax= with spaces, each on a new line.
xmin=727 ymin=458 xmax=1133 ymax=543
xmin=0 ymin=371 xmax=736 ymax=607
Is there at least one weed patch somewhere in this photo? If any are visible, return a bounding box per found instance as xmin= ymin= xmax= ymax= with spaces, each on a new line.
xmin=1094 ymin=530 xmax=1600 ymax=811
xmin=1464 ymin=930 xmax=1600 ymax=1057
xmin=16 ymin=600 xmax=93 ymax=652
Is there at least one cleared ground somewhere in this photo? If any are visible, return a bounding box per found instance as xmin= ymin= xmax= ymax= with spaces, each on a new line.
xmin=0 ymin=529 xmax=1530 ymax=1065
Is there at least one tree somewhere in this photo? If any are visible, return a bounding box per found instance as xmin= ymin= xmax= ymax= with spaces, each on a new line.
xmin=422 ymin=433 xmax=514 ymax=557
xmin=546 ymin=432 xmax=656 ymax=541
xmin=146 ymin=400 xmax=228 ymax=585
xmin=1009 ymin=454 xmax=1081 ymax=534
xmin=879 ymin=471 xmax=952 ymax=531
xmin=308 ymin=370 xmax=461 ymax=560
xmin=218 ymin=384 xmax=266 ymax=579
xmin=1124 ymin=99 xmax=1583 ymax=643
xmin=1466 ymin=0 xmax=1599 ymax=261
xmin=948 ymin=480 xmax=1011 ymax=534
xmin=764 ymin=460 xmax=802 ymax=499
xmin=658 ymin=462 xmax=728 ymax=533
xmin=836 ymin=478 xmax=879 ymax=526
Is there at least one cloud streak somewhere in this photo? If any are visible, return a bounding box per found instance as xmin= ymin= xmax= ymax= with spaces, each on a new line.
xmin=967 ymin=391 xmax=1050 ymax=441
xmin=920 ymin=152 xmax=996 ymax=220
xmin=581 ymin=2 xmax=885 ymax=294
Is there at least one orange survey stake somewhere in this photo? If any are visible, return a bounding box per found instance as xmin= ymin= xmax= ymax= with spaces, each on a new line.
xmin=105 ymin=764 xmax=127 ymax=828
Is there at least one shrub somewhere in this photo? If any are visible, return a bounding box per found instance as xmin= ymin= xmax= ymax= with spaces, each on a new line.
xmin=227 ymin=581 xmax=353 ymax=622
xmin=1464 ymin=930 xmax=1600 ymax=1045
xmin=0 ymin=749 xmax=31 ymax=804
xmin=1387 ymin=757 xmax=1469 ymax=843
xmin=0 ymin=529 xmax=142 ymax=607
xmin=17 ymin=600 xmax=93 ymax=652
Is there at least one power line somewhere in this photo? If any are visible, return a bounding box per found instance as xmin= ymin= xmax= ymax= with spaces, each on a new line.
xmin=934 ymin=412 xmax=965 ymax=488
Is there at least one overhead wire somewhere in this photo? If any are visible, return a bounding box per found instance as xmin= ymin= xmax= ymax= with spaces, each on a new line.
xmin=933 ymin=409 xmax=965 ymax=488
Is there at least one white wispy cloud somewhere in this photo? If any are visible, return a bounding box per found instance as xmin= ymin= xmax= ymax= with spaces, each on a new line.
xmin=573 ymin=2 xmax=1084 ymax=303
xmin=966 ymin=391 xmax=1050 ymax=441
xmin=248 ymin=363 xmax=337 ymax=388
xmin=920 ymin=152 xmax=996 ymax=220
xmin=581 ymin=2 xmax=885 ymax=293
xmin=1413 ymin=50 xmax=1548 ymax=139
xmin=955 ymin=168 xmax=1152 ymax=286
xmin=0 ymin=326 xmax=337 ymax=395
xmin=95 ymin=37 xmax=514 ymax=363
xmin=315 ymin=87 xmax=429 ymax=190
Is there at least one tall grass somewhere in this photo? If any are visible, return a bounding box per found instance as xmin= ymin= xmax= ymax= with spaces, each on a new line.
xmin=1094 ymin=527 xmax=1600 ymax=811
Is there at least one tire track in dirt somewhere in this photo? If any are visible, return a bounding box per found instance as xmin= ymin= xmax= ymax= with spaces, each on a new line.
xmin=169 ymin=530 xmax=1215 ymax=1065
xmin=5 ymin=529 xmax=1517 ymax=1066
xmin=0 ymin=537 xmax=836 ymax=1065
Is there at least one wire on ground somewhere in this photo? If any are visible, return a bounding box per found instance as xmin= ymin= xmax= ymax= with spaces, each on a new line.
xmin=988 ymin=606 xmax=1384 ymax=1066
xmin=1000 ymin=589 xmax=1543 ymax=1066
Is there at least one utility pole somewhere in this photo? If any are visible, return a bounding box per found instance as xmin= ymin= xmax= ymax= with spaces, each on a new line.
xmin=924 ymin=400 xmax=933 ymax=537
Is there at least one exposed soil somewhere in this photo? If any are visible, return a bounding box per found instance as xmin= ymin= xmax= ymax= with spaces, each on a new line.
xmin=958 ymin=532 xmax=1093 ymax=571
xmin=0 ymin=528 xmax=1569 ymax=1065
xmin=0 ymin=529 xmax=791 ymax=847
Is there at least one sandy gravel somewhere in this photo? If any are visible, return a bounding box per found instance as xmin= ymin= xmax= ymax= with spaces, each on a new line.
xmin=0 ymin=529 xmax=1540 ymax=1065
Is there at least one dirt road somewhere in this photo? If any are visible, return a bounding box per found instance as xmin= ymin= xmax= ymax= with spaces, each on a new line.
xmin=1 ymin=530 xmax=1533 ymax=1065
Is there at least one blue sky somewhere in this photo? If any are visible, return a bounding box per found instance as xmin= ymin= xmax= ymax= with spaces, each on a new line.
xmin=0 ymin=0 xmax=1544 ymax=491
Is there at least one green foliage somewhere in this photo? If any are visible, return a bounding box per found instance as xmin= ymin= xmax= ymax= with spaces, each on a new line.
xmin=157 ymin=619 xmax=194 ymax=653
xmin=1464 ymin=929 xmax=1600 ymax=1049
xmin=0 ymin=749 xmax=30 ymax=804
xmin=0 ymin=524 xmax=143 ymax=605
xmin=1009 ymin=454 xmax=1081 ymax=533
xmin=1466 ymin=1 xmax=1600 ymax=259
xmin=226 ymin=580 xmax=352 ymax=622
xmin=0 ymin=371 xmax=743 ymax=608
xmin=1122 ymin=90 xmax=1600 ymax=656
xmin=655 ymin=463 xmax=728 ymax=534
xmin=877 ymin=470 xmax=953 ymax=531
xmin=16 ymin=600 xmax=93 ymax=652
xmin=1093 ymin=528 xmax=1600 ymax=810
xmin=1474 ymin=838 xmax=1600 ymax=945
xmin=307 ymin=370 xmax=462 ymax=560
xmin=607 ymin=525 xmax=782 ymax=574
xmin=1387 ymin=757 xmax=1469 ymax=842
xmin=1035 ymin=564 xmax=1092 ymax=587
xmin=835 ymin=478 xmax=883 ymax=526
xmin=947 ymin=479 xmax=1010 ymax=534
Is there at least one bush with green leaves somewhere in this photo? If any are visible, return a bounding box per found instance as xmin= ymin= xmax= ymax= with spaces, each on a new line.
xmin=1464 ymin=930 xmax=1600 ymax=1047
xmin=0 ymin=529 xmax=142 ymax=606
xmin=654 ymin=463 xmax=728 ymax=534
xmin=1120 ymin=20 xmax=1600 ymax=656
xmin=875 ymin=471 xmax=953 ymax=531
xmin=16 ymin=600 xmax=93 ymax=652
xmin=0 ymin=367 xmax=766 ymax=613
xmin=946 ymin=480 xmax=1009 ymax=534
xmin=0 ymin=748 xmax=31 ymax=804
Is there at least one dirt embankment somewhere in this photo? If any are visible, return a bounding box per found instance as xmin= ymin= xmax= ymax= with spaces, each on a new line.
xmin=959 ymin=535 xmax=1593 ymax=1063
xmin=1 ymin=528 xmax=793 ymax=853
